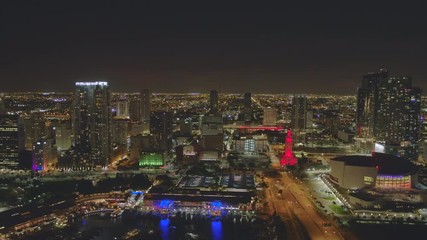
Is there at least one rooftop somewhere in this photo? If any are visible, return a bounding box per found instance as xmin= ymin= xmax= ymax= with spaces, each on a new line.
xmin=332 ymin=153 xmax=418 ymax=175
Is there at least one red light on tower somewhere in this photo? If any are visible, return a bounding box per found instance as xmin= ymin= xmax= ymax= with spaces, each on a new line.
xmin=280 ymin=129 xmax=297 ymax=166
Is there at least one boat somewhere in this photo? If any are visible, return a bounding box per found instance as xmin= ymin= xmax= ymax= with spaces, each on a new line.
xmin=122 ymin=228 xmax=140 ymax=239
xmin=111 ymin=209 xmax=124 ymax=218
xmin=185 ymin=232 xmax=199 ymax=239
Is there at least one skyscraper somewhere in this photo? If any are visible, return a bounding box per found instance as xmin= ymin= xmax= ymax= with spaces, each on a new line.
xmin=200 ymin=114 xmax=224 ymax=151
xmin=140 ymin=89 xmax=151 ymax=123
xmin=356 ymin=68 xmax=389 ymax=138
xmin=291 ymin=95 xmax=307 ymax=130
xmin=150 ymin=111 xmax=173 ymax=151
xmin=356 ymin=69 xmax=422 ymax=160
xmin=73 ymin=82 xmax=112 ymax=166
xmin=376 ymin=77 xmax=421 ymax=160
xmin=116 ymin=96 xmax=129 ymax=119
xmin=53 ymin=120 xmax=72 ymax=151
xmin=129 ymin=94 xmax=141 ymax=122
xmin=0 ymin=115 xmax=23 ymax=169
xmin=209 ymin=90 xmax=219 ymax=114
xmin=32 ymin=138 xmax=57 ymax=172
xmin=243 ymin=92 xmax=252 ymax=124
xmin=21 ymin=112 xmax=46 ymax=150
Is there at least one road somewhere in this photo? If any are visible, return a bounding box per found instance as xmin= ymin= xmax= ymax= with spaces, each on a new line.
xmin=264 ymin=178 xmax=306 ymax=240
xmin=265 ymin=171 xmax=357 ymax=240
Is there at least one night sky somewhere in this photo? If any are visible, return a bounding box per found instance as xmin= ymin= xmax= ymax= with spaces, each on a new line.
xmin=1 ymin=1 xmax=426 ymax=94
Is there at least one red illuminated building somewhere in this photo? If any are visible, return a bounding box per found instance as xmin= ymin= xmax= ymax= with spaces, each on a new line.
xmin=280 ymin=129 xmax=297 ymax=166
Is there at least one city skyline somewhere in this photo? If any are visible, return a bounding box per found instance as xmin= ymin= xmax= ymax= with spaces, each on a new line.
xmin=1 ymin=2 xmax=427 ymax=94
xmin=1 ymin=2 xmax=427 ymax=238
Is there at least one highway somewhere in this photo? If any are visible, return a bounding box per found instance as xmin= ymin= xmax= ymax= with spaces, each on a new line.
xmin=265 ymin=170 xmax=358 ymax=240
xmin=264 ymin=179 xmax=307 ymax=240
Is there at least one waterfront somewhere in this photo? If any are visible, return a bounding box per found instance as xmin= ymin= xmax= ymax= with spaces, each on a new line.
xmin=18 ymin=212 xmax=427 ymax=240
xmin=21 ymin=212 xmax=275 ymax=240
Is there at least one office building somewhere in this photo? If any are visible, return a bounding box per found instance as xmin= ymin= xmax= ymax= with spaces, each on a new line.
xmin=129 ymin=95 xmax=141 ymax=122
xmin=112 ymin=118 xmax=129 ymax=145
xmin=263 ymin=107 xmax=277 ymax=126
xmin=209 ymin=90 xmax=219 ymax=114
xmin=140 ymin=89 xmax=151 ymax=123
xmin=116 ymin=96 xmax=129 ymax=119
xmin=0 ymin=115 xmax=23 ymax=169
xmin=21 ymin=112 xmax=46 ymax=150
xmin=150 ymin=111 xmax=173 ymax=151
xmin=291 ymin=95 xmax=307 ymax=130
xmin=200 ymin=114 xmax=224 ymax=151
xmin=53 ymin=120 xmax=72 ymax=151
xmin=243 ymin=92 xmax=252 ymax=124
xmin=73 ymin=81 xmax=112 ymax=166
xmin=32 ymin=138 xmax=57 ymax=171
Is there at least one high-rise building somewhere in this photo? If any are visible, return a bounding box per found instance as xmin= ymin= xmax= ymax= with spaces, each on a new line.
xmin=73 ymin=81 xmax=112 ymax=166
xmin=32 ymin=138 xmax=57 ymax=171
xmin=376 ymin=77 xmax=421 ymax=160
xmin=306 ymin=110 xmax=314 ymax=129
xmin=356 ymin=68 xmax=389 ymax=138
xmin=200 ymin=114 xmax=224 ymax=151
xmin=291 ymin=95 xmax=307 ymax=130
xmin=112 ymin=119 xmax=128 ymax=145
xmin=150 ymin=111 xmax=173 ymax=151
xmin=116 ymin=96 xmax=129 ymax=119
xmin=243 ymin=92 xmax=252 ymax=124
xmin=422 ymin=121 xmax=427 ymax=159
xmin=21 ymin=112 xmax=46 ymax=150
xmin=356 ymin=69 xmax=422 ymax=160
xmin=209 ymin=90 xmax=219 ymax=114
xmin=140 ymin=89 xmax=151 ymax=123
xmin=263 ymin=107 xmax=277 ymax=126
xmin=0 ymin=115 xmax=24 ymax=169
xmin=53 ymin=120 xmax=72 ymax=151
xmin=129 ymin=95 xmax=141 ymax=122
xmin=0 ymin=98 xmax=6 ymax=115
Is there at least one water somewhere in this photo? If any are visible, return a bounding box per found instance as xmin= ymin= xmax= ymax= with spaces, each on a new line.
xmin=23 ymin=212 xmax=427 ymax=240
xmin=28 ymin=213 xmax=273 ymax=240
xmin=351 ymin=222 xmax=427 ymax=239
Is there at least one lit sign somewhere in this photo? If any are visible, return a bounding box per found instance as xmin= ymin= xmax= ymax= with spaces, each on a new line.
xmin=374 ymin=143 xmax=385 ymax=153
xmin=75 ymin=82 xmax=108 ymax=86
xmin=210 ymin=201 xmax=223 ymax=209
xmin=183 ymin=145 xmax=196 ymax=156
xmin=159 ymin=200 xmax=173 ymax=209
xmin=364 ymin=176 xmax=374 ymax=185
xmin=0 ymin=127 xmax=18 ymax=131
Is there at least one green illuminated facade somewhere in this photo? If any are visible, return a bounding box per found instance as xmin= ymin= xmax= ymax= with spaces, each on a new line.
xmin=139 ymin=153 xmax=164 ymax=167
